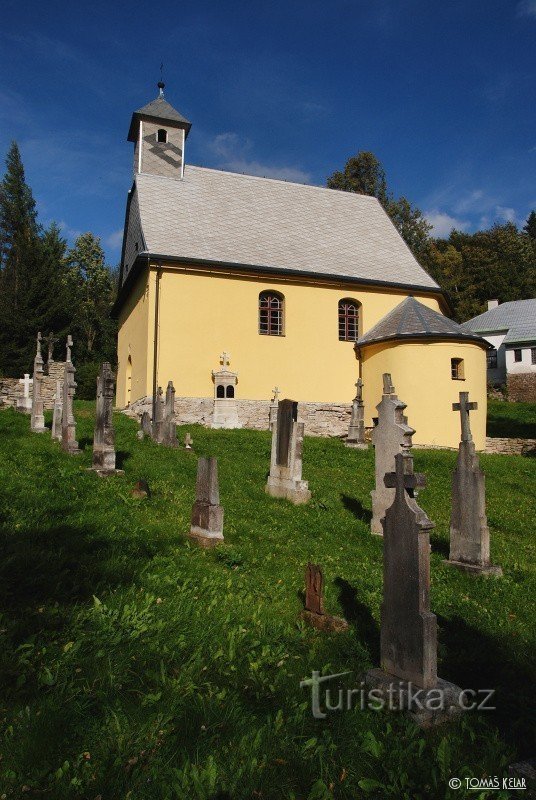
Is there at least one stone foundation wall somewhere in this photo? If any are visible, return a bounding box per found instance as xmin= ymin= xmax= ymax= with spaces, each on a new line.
xmin=485 ymin=437 xmax=536 ymax=456
xmin=124 ymin=396 xmax=354 ymax=438
xmin=507 ymin=373 xmax=536 ymax=403
xmin=0 ymin=361 xmax=66 ymax=410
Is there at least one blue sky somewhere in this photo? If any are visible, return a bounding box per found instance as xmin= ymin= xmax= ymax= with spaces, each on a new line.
xmin=1 ymin=0 xmax=535 ymax=265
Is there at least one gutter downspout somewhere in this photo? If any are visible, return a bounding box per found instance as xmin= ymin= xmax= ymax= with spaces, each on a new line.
xmin=152 ymin=264 xmax=162 ymax=421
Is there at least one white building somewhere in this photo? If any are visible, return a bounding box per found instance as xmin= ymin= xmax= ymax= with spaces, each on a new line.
xmin=462 ymin=299 xmax=536 ymax=385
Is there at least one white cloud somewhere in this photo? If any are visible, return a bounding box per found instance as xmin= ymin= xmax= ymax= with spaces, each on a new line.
xmin=495 ymin=206 xmax=518 ymax=224
xmin=105 ymin=229 xmax=124 ymax=250
xmin=516 ymin=0 xmax=536 ymax=17
xmin=424 ymin=211 xmax=470 ymax=237
xmin=57 ymin=220 xmax=83 ymax=242
xmin=208 ymin=132 xmax=311 ymax=184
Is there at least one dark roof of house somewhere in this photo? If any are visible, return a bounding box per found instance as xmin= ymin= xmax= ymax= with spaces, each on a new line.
xmin=461 ymin=299 xmax=536 ymax=345
xmin=128 ymin=95 xmax=191 ymax=142
xmin=355 ymin=296 xmax=489 ymax=349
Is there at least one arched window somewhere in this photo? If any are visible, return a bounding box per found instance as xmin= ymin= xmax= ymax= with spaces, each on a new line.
xmin=259 ymin=291 xmax=284 ymax=336
xmin=226 ymin=385 xmax=235 ymax=398
xmin=216 ymin=385 xmax=225 ymax=398
xmin=157 ymin=128 xmax=168 ymax=143
xmin=338 ymin=299 xmax=360 ymax=341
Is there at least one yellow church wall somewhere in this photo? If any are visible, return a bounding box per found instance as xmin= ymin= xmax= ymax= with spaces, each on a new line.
xmin=116 ymin=266 xmax=153 ymax=407
xmin=360 ymin=340 xmax=488 ymax=450
xmin=151 ymin=264 xmax=444 ymax=405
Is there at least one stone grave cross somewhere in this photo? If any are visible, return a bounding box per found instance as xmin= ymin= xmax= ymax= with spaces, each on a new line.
xmin=220 ymin=351 xmax=230 ymax=370
xmin=17 ymin=373 xmax=33 ymax=413
xmin=30 ymin=332 xmax=46 ymax=432
xmin=346 ymin=376 xmax=367 ymax=449
xmin=272 ymin=386 xmax=280 ymax=402
xmin=453 ymin=391 xmax=477 ymax=443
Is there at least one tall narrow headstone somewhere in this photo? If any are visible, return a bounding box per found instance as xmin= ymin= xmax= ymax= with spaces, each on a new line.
xmin=30 ymin=333 xmax=46 ymax=433
xmin=269 ymin=386 xmax=280 ymax=431
xmin=370 ymin=374 xmax=416 ymax=534
xmin=51 ymin=380 xmax=63 ymax=441
xmin=61 ymin=335 xmax=81 ymax=454
xmin=188 ymin=457 xmax=224 ymax=547
xmin=346 ymin=377 xmax=367 ymax=448
xmin=366 ymin=453 xmax=463 ymax=725
xmin=90 ymin=363 xmax=123 ymax=475
xmin=211 ymin=352 xmax=241 ymax=429
xmin=445 ymin=392 xmax=502 ymax=576
xmin=152 ymin=386 xmax=165 ymax=443
xmin=16 ymin=373 xmax=33 ymax=414
xmin=265 ymin=399 xmax=311 ymax=504
xmin=162 ymin=380 xmax=178 ymax=447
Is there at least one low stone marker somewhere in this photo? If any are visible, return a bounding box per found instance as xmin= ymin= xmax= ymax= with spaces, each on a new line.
xmin=162 ymin=381 xmax=178 ymax=447
xmin=345 ymin=377 xmax=367 ymax=449
xmin=444 ymin=392 xmax=502 ymax=576
xmin=188 ymin=457 xmax=224 ymax=547
xmin=51 ymin=380 xmax=62 ymax=441
xmin=371 ymin=374 xmax=416 ymax=535
xmin=366 ymin=453 xmax=463 ymax=727
xmin=139 ymin=411 xmax=152 ymax=439
xmin=90 ymin=363 xmax=124 ymax=476
xmin=30 ymin=333 xmax=46 ymax=433
xmin=152 ymin=387 xmax=165 ymax=443
xmin=300 ymin=563 xmax=349 ymax=632
xmin=132 ymin=479 xmax=151 ymax=499
xmin=16 ymin=373 xmax=33 ymax=414
xmin=184 ymin=432 xmax=193 ymax=450
xmin=61 ymin=335 xmax=81 ymax=455
xmin=266 ymin=399 xmax=311 ymax=504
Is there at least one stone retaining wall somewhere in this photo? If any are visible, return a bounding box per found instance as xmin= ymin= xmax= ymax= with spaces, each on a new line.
xmin=485 ymin=437 xmax=536 ymax=456
xmin=507 ymin=373 xmax=536 ymax=403
xmin=0 ymin=361 xmax=66 ymax=410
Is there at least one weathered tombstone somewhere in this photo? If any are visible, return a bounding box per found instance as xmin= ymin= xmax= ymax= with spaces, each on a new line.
xmin=366 ymin=453 xmax=463 ymax=726
xmin=152 ymin=386 xmax=165 ymax=443
xmin=211 ymin=352 xmax=241 ymax=429
xmin=90 ymin=363 xmax=123 ymax=475
xmin=16 ymin=373 xmax=33 ymax=414
xmin=300 ymin=563 xmax=349 ymax=632
xmin=370 ymin=374 xmax=416 ymax=534
xmin=346 ymin=377 xmax=367 ymax=448
xmin=51 ymin=380 xmax=63 ymax=441
xmin=139 ymin=411 xmax=152 ymax=439
xmin=162 ymin=380 xmax=178 ymax=447
xmin=45 ymin=331 xmax=57 ymax=366
xmin=265 ymin=399 xmax=311 ymax=504
xmin=132 ymin=479 xmax=151 ymax=499
xmin=444 ymin=392 xmax=502 ymax=576
xmin=184 ymin=432 xmax=193 ymax=450
xmin=30 ymin=333 xmax=46 ymax=433
xmin=269 ymin=386 xmax=280 ymax=431
xmin=188 ymin=457 xmax=224 ymax=547
xmin=61 ymin=335 xmax=81 ymax=455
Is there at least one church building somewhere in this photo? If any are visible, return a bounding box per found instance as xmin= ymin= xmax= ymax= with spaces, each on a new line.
xmin=113 ymin=83 xmax=489 ymax=449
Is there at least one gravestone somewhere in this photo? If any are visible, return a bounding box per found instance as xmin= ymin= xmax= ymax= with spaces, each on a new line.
xmin=371 ymin=373 xmax=416 ymax=534
xmin=16 ymin=373 xmax=33 ymax=414
xmin=266 ymin=399 xmax=311 ymax=504
xmin=300 ymin=563 xmax=349 ymax=632
xmin=152 ymin=386 xmax=165 ymax=443
xmin=30 ymin=333 xmax=46 ymax=433
xmin=140 ymin=411 xmax=152 ymax=439
xmin=444 ymin=392 xmax=502 ymax=576
xmin=269 ymin=386 xmax=280 ymax=431
xmin=51 ymin=380 xmax=63 ymax=441
xmin=366 ymin=453 xmax=463 ymax=726
xmin=346 ymin=377 xmax=367 ymax=448
xmin=132 ymin=479 xmax=151 ymax=499
xmin=211 ymin=352 xmax=241 ymax=429
xmin=162 ymin=381 xmax=178 ymax=447
xmin=44 ymin=331 xmax=58 ymax=371
xmin=188 ymin=457 xmax=224 ymax=547
xmin=61 ymin=335 xmax=81 ymax=455
xmin=90 ymin=363 xmax=123 ymax=475
xmin=184 ymin=432 xmax=193 ymax=450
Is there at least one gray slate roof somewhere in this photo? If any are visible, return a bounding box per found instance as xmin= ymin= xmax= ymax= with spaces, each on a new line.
xmin=461 ymin=299 xmax=536 ymax=345
xmin=355 ymin=296 xmax=487 ymax=348
xmin=133 ymin=167 xmax=440 ymax=289
xmin=128 ymin=96 xmax=191 ymax=141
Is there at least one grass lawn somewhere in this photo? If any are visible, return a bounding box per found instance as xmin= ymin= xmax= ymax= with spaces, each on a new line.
xmin=0 ymin=402 xmax=534 ymax=799
xmin=487 ymin=400 xmax=536 ymax=439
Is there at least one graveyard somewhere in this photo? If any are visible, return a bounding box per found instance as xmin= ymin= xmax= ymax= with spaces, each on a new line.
xmin=0 ymin=396 xmax=534 ymax=799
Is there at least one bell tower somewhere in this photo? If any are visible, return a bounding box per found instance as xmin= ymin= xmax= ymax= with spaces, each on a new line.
xmin=127 ymin=82 xmax=191 ymax=180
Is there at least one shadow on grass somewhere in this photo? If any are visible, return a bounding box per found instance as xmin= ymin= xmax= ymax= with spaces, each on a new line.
xmin=487 ymin=415 xmax=536 ymax=439
xmin=430 ymin=533 xmax=450 ymax=559
xmin=334 ymin=577 xmax=379 ymax=663
xmin=116 ymin=450 xmax=131 ymax=469
xmin=438 ymin=614 xmax=533 ymax=758
xmin=341 ymin=494 xmax=372 ymax=524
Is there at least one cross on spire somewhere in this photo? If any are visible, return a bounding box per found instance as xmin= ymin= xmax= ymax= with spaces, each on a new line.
xmin=384 ymin=453 xmax=426 ymax=498
xmin=453 ymin=391 xmax=478 ymax=442
xmin=220 ymin=351 xmax=230 ymax=369
xmin=382 ymin=373 xmax=395 ymax=395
